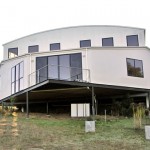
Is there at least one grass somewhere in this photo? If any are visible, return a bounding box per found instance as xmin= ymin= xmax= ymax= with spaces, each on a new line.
xmin=0 ymin=113 xmax=150 ymax=150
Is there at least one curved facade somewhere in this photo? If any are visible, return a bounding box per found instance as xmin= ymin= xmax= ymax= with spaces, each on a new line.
xmin=0 ymin=25 xmax=149 ymax=108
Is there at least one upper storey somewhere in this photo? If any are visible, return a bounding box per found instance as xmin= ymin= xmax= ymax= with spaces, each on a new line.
xmin=3 ymin=25 xmax=145 ymax=60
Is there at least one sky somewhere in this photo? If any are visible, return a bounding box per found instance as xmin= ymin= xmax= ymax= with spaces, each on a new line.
xmin=0 ymin=0 xmax=150 ymax=62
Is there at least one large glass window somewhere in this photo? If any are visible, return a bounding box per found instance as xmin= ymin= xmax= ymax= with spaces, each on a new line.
xmin=102 ymin=37 xmax=114 ymax=46
xmin=8 ymin=48 xmax=18 ymax=58
xmin=28 ymin=45 xmax=39 ymax=53
xmin=80 ymin=40 xmax=91 ymax=48
xmin=126 ymin=35 xmax=139 ymax=46
xmin=126 ymin=58 xmax=143 ymax=77
xmin=11 ymin=61 xmax=24 ymax=94
xmin=50 ymin=43 xmax=60 ymax=50
xmin=36 ymin=53 xmax=82 ymax=83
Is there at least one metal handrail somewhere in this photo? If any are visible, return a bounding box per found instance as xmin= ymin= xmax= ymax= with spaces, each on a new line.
xmin=28 ymin=64 xmax=90 ymax=87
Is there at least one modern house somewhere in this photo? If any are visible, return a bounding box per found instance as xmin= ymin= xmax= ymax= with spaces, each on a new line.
xmin=0 ymin=25 xmax=150 ymax=116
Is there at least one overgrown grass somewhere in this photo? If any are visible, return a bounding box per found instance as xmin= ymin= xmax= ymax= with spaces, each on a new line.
xmin=0 ymin=113 xmax=150 ymax=150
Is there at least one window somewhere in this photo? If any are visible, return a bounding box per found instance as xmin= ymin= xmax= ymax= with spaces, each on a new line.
xmin=126 ymin=58 xmax=143 ymax=77
xmin=80 ymin=40 xmax=91 ymax=48
xmin=36 ymin=57 xmax=48 ymax=83
xmin=36 ymin=53 xmax=82 ymax=83
xmin=102 ymin=37 xmax=114 ymax=46
xmin=126 ymin=35 xmax=139 ymax=46
xmin=8 ymin=48 xmax=18 ymax=58
xmin=28 ymin=45 xmax=39 ymax=53
xmin=11 ymin=61 xmax=24 ymax=94
xmin=50 ymin=43 xmax=60 ymax=50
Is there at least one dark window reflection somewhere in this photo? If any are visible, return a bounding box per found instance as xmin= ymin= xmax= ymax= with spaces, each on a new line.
xmin=127 ymin=58 xmax=143 ymax=77
xmin=28 ymin=45 xmax=39 ymax=53
xmin=102 ymin=37 xmax=114 ymax=46
xmin=36 ymin=57 xmax=48 ymax=82
xmin=126 ymin=35 xmax=139 ymax=46
xmin=48 ymin=56 xmax=59 ymax=79
xmin=50 ymin=43 xmax=60 ymax=50
xmin=80 ymin=40 xmax=91 ymax=48
xmin=8 ymin=48 xmax=18 ymax=58
xmin=36 ymin=53 xmax=82 ymax=83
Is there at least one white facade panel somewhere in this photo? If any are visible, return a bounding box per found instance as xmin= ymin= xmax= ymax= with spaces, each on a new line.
xmin=87 ymin=48 xmax=150 ymax=89
xmin=3 ymin=26 xmax=145 ymax=61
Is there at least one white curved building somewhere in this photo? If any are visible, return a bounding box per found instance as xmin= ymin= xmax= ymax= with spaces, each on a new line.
xmin=0 ymin=25 xmax=150 ymax=115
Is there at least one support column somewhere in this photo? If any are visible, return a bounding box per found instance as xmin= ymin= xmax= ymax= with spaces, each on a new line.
xmin=46 ymin=102 xmax=49 ymax=115
xmin=146 ymin=92 xmax=150 ymax=109
xmin=92 ymin=86 xmax=95 ymax=120
xmin=26 ymin=91 xmax=29 ymax=118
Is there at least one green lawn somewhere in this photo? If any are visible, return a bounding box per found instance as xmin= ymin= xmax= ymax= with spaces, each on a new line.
xmin=0 ymin=113 xmax=150 ymax=150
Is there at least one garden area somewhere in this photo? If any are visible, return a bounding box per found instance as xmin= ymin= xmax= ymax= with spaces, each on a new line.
xmin=0 ymin=111 xmax=150 ymax=150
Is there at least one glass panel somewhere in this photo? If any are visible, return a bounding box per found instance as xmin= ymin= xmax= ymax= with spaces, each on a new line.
xmin=16 ymin=80 xmax=19 ymax=92
xmin=28 ymin=45 xmax=39 ymax=53
xmin=80 ymin=40 xmax=91 ymax=48
xmin=11 ymin=67 xmax=15 ymax=82
xmin=70 ymin=53 xmax=82 ymax=80
xmin=8 ymin=48 xmax=18 ymax=58
xmin=127 ymin=58 xmax=135 ymax=76
xmin=127 ymin=35 xmax=139 ymax=46
xmin=135 ymin=60 xmax=143 ymax=77
xmin=48 ymin=56 xmax=59 ymax=79
xmin=11 ymin=83 xmax=15 ymax=94
xmin=50 ymin=43 xmax=60 ymax=50
xmin=36 ymin=57 xmax=48 ymax=83
xmin=59 ymin=55 xmax=70 ymax=80
xmin=102 ymin=37 xmax=114 ymax=46
xmin=20 ymin=62 xmax=24 ymax=78
xmin=16 ymin=64 xmax=19 ymax=80
xmin=20 ymin=78 xmax=23 ymax=91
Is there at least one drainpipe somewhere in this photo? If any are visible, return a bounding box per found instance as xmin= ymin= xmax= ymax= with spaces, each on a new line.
xmin=28 ymin=53 xmax=32 ymax=87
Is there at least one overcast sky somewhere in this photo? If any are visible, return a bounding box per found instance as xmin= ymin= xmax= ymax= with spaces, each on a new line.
xmin=0 ymin=0 xmax=150 ymax=62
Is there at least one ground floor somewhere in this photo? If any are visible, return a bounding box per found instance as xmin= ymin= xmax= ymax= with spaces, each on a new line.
xmin=1 ymin=79 xmax=150 ymax=117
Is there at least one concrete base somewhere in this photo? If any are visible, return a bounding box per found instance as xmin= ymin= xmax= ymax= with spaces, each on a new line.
xmin=145 ymin=126 xmax=150 ymax=140
xmin=85 ymin=121 xmax=95 ymax=132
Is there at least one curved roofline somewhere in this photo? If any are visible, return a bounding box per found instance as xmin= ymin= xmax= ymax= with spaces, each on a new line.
xmin=3 ymin=25 xmax=145 ymax=46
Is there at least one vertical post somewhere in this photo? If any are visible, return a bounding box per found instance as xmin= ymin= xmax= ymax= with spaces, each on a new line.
xmin=92 ymin=86 xmax=95 ymax=120
xmin=26 ymin=91 xmax=29 ymax=118
xmin=105 ymin=109 xmax=107 ymax=122
xmin=46 ymin=102 xmax=49 ymax=115
xmin=146 ymin=92 xmax=150 ymax=109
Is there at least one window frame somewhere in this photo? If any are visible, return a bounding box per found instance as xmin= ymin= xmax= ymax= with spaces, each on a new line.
xmin=11 ymin=61 xmax=24 ymax=94
xmin=126 ymin=35 xmax=139 ymax=46
xmin=50 ymin=43 xmax=60 ymax=51
xmin=28 ymin=45 xmax=39 ymax=53
xmin=8 ymin=48 xmax=18 ymax=59
xmin=126 ymin=58 xmax=144 ymax=78
xmin=102 ymin=37 xmax=114 ymax=46
xmin=80 ymin=40 xmax=91 ymax=48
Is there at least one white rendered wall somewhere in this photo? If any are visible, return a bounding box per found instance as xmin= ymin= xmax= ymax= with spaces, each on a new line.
xmin=1 ymin=47 xmax=150 ymax=100
xmin=87 ymin=47 xmax=150 ymax=89
xmin=3 ymin=26 xmax=145 ymax=61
